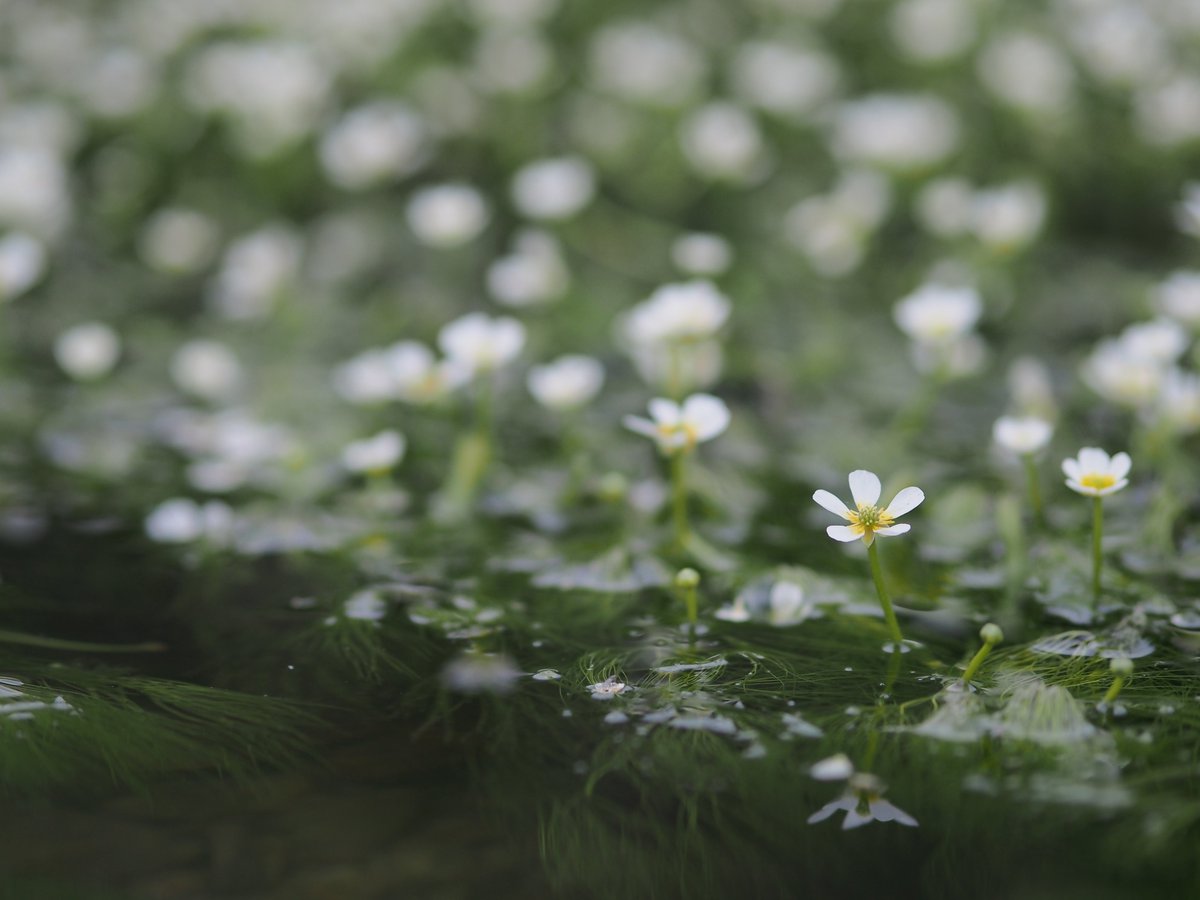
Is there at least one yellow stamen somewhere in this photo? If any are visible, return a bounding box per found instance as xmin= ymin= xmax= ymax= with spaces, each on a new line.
xmin=657 ymin=422 xmax=699 ymax=451
xmin=1080 ymin=473 xmax=1115 ymax=491
xmin=846 ymin=504 xmax=895 ymax=537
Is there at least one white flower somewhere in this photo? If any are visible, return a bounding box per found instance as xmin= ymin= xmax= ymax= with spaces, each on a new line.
xmin=889 ymin=0 xmax=976 ymax=63
xmin=0 ymin=232 xmax=46 ymax=301
xmin=992 ymin=416 xmax=1053 ymax=456
xmin=589 ymin=23 xmax=706 ymax=107
xmin=813 ymin=470 xmax=925 ymax=546
xmin=318 ymin=101 xmax=429 ymax=190
xmin=809 ymin=753 xmax=855 ymax=781
xmin=1063 ymin=447 xmax=1131 ymax=497
xmin=894 ymin=284 xmax=983 ymax=345
xmin=969 ymin=181 xmax=1046 ymax=252
xmin=831 ymin=93 xmax=959 ymax=171
xmin=406 ymin=183 xmax=489 ymax=248
xmin=54 ymin=322 xmax=121 ymax=381
xmin=332 ymin=342 xmax=470 ymax=406
xmin=731 ymin=41 xmax=840 ymax=120
xmin=1175 ymin=183 xmax=1200 ymax=238
xmin=1156 ymin=368 xmax=1200 ymax=434
xmin=624 ymin=394 xmax=731 ymax=456
xmin=1082 ymin=339 xmax=1164 ymax=409
xmin=527 ymin=355 xmax=605 ymax=411
xmin=510 ymin=156 xmax=595 ymax=221
xmin=171 ymin=340 xmax=242 ymax=400
xmin=671 ymin=232 xmax=733 ymax=276
xmin=977 ymin=31 xmax=1075 ymax=117
xmin=145 ymin=498 xmax=233 ymax=545
xmin=342 ymin=430 xmax=406 ymax=474
xmin=768 ymin=581 xmax=813 ymax=626
xmin=914 ymin=177 xmax=975 ymax=238
xmin=714 ymin=596 xmax=752 ymax=622
xmin=588 ymin=676 xmax=628 ymax=699
xmin=442 ymin=653 xmax=522 ymax=694
xmin=1156 ymin=271 xmax=1200 ymax=327
xmin=139 ymin=208 xmax=220 ymax=275
xmin=679 ymin=102 xmax=766 ymax=181
xmin=343 ymin=589 xmax=387 ymax=621
xmin=808 ymin=773 xmax=918 ymax=830
xmin=437 ymin=313 xmax=525 ymax=377
xmin=629 ymin=339 xmax=724 ymax=393
xmin=209 ymin=224 xmax=302 ymax=320
xmin=623 ymin=280 xmax=732 ymax=346
xmin=486 ymin=230 xmax=569 ymax=307
xmin=0 ymin=146 xmax=71 ymax=238
xmin=1119 ymin=318 xmax=1189 ymax=365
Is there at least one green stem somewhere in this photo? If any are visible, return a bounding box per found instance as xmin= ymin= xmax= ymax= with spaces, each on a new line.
xmin=1102 ymin=676 xmax=1125 ymax=706
xmin=1092 ymin=496 xmax=1103 ymax=608
xmin=1021 ymin=453 xmax=1045 ymax=526
xmin=0 ymin=629 xmax=166 ymax=653
xmin=670 ymin=452 xmax=691 ymax=551
xmin=867 ymin=540 xmax=904 ymax=647
xmin=961 ymin=643 xmax=994 ymax=685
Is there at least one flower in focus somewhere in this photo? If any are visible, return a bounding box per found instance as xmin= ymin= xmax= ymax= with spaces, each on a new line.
xmin=437 ymin=313 xmax=526 ymax=377
xmin=406 ymin=183 xmax=489 ymax=248
xmin=54 ymin=322 xmax=121 ymax=381
xmin=1063 ymin=447 xmax=1131 ymax=497
xmin=624 ymin=394 xmax=730 ymax=456
xmin=807 ymin=772 xmax=919 ymax=830
xmin=341 ymin=430 xmax=406 ymax=475
xmin=527 ymin=355 xmax=605 ymax=411
xmin=813 ymin=470 xmax=924 ymax=546
xmin=992 ymin=415 xmax=1053 ymax=456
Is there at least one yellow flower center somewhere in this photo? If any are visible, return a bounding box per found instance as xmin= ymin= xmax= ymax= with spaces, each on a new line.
xmin=847 ymin=504 xmax=895 ymax=537
xmin=1080 ymin=473 xmax=1115 ymax=491
xmin=657 ymin=422 xmax=698 ymax=452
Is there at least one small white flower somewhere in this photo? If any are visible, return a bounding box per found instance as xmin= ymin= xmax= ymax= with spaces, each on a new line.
xmin=486 ymin=230 xmax=569 ymax=307
xmin=527 ymin=355 xmax=605 ymax=411
xmin=387 ymin=341 xmax=472 ymax=404
xmin=209 ymin=224 xmax=302 ymax=320
xmin=992 ymin=415 xmax=1053 ymax=456
xmin=1062 ymin=447 xmax=1131 ymax=497
xmin=510 ymin=156 xmax=595 ymax=221
xmin=318 ymin=101 xmax=428 ymax=190
xmin=438 ymin=313 xmax=526 ymax=377
xmin=831 ymin=93 xmax=960 ymax=171
xmin=1119 ymin=318 xmax=1189 ymax=365
xmin=1156 ymin=368 xmax=1200 ymax=434
xmin=808 ymin=772 xmax=918 ymax=830
xmin=171 ymin=340 xmax=242 ymax=400
xmin=139 ymin=207 xmax=220 ymax=276
xmin=343 ymin=589 xmax=387 ymax=621
xmin=588 ymin=676 xmax=628 ymax=699
xmin=0 ymin=232 xmax=46 ymax=301
xmin=969 ymin=181 xmax=1046 ymax=252
xmin=145 ymin=498 xmax=233 ymax=544
xmin=670 ymin=232 xmax=733 ymax=276
xmin=342 ymin=430 xmax=406 ymax=475
xmin=1081 ymin=340 xmax=1164 ymax=409
xmin=894 ymin=284 xmax=983 ymax=345
xmin=624 ymin=394 xmax=730 ymax=456
xmin=54 ymin=322 xmax=121 ymax=381
xmin=809 ymin=753 xmax=855 ymax=781
xmin=623 ymin=280 xmax=732 ymax=346
xmin=768 ymin=581 xmax=813 ymax=626
xmin=1156 ymin=271 xmax=1200 ymax=327
xmin=406 ymin=183 xmax=489 ymax=248
xmin=679 ymin=101 xmax=766 ymax=181
xmin=813 ymin=470 xmax=925 ymax=546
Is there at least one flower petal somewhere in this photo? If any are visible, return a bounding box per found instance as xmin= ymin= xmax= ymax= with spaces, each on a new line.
xmin=1078 ymin=447 xmax=1109 ymax=472
xmin=1098 ymin=478 xmax=1129 ymax=496
xmin=812 ymin=490 xmax=852 ymax=519
xmin=1109 ymin=452 xmax=1132 ymax=480
xmin=682 ymin=393 xmax=731 ymax=441
xmin=648 ymin=398 xmax=681 ymax=426
xmin=884 ymin=486 xmax=924 ymax=518
xmin=841 ymin=808 xmax=874 ymax=830
xmin=806 ymin=800 xmax=847 ymax=824
xmin=1062 ymin=458 xmax=1082 ymax=480
xmin=871 ymin=800 xmax=918 ymax=827
xmin=874 ymin=524 xmax=911 ymax=537
xmin=826 ymin=525 xmax=861 ymax=543
xmin=848 ymin=470 xmax=881 ymax=508
xmin=623 ymin=416 xmax=659 ymax=439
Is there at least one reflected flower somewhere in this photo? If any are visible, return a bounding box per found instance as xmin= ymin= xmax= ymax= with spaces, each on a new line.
xmin=813 ymin=470 xmax=924 ymax=546
xmin=624 ymin=394 xmax=730 ymax=456
xmin=808 ymin=773 xmax=918 ymax=830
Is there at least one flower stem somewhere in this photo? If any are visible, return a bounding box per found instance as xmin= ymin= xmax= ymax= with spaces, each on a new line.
xmin=1102 ymin=675 xmax=1126 ymax=706
xmin=1021 ymin=453 xmax=1045 ymax=526
xmin=670 ymin=451 xmax=691 ymax=551
xmin=434 ymin=379 xmax=494 ymax=523
xmin=1092 ymin=496 xmax=1104 ymax=608
xmin=867 ymin=540 xmax=904 ymax=647
xmin=675 ymin=568 xmax=700 ymax=643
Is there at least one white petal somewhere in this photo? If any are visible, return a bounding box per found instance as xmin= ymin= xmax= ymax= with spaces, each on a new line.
xmin=841 ymin=808 xmax=874 ymax=830
xmin=1062 ymin=458 xmax=1082 ymax=480
xmin=884 ymin=486 xmax=924 ymax=518
xmin=1064 ymin=479 xmax=1093 ymax=496
xmin=648 ymin=398 xmax=681 ymax=426
xmin=1098 ymin=478 xmax=1129 ymax=496
xmin=623 ymin=416 xmax=659 ymax=439
xmin=826 ymin=525 xmax=861 ymax=543
xmin=1078 ymin=447 xmax=1109 ymax=472
xmin=682 ymin=393 xmax=731 ymax=441
xmin=848 ymin=470 xmax=881 ymax=508
xmin=1109 ymin=452 xmax=1132 ymax=480
xmin=871 ymin=799 xmax=918 ymax=827
xmin=874 ymin=524 xmax=911 ymax=537
xmin=812 ymin=490 xmax=851 ymax=519
xmin=806 ymin=800 xmax=847 ymax=824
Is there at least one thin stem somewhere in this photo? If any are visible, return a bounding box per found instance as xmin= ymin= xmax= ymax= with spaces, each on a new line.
xmin=866 ymin=540 xmax=904 ymax=647
xmin=670 ymin=451 xmax=691 ymax=550
xmin=0 ymin=629 xmax=166 ymax=653
xmin=961 ymin=642 xmax=994 ymax=685
xmin=1092 ymin=496 xmax=1104 ymax=608
xmin=1021 ymin=453 xmax=1045 ymax=526
xmin=1102 ymin=675 xmax=1126 ymax=706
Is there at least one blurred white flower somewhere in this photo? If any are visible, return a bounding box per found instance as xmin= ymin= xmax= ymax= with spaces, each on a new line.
xmin=808 ymin=773 xmax=918 ymax=830
xmin=1156 ymin=368 xmax=1200 ymax=434
xmin=333 ymin=342 xmax=470 ymax=406
xmin=1067 ymin=3 xmax=1167 ymax=87
xmin=527 ymin=355 xmax=605 ymax=411
xmin=810 ymin=753 xmax=855 ymax=781
xmin=768 ymin=582 xmax=813 ymax=626
xmin=343 ymin=589 xmax=387 ymax=622
xmin=406 ymin=183 xmax=490 ymax=248
xmin=969 ymin=181 xmax=1046 ymax=252
xmin=914 ymin=177 xmax=974 ymax=238
xmin=589 ymin=23 xmax=707 ymax=107
xmin=510 ymin=156 xmax=596 ymax=221
xmin=318 ymin=101 xmax=429 ymax=190
xmin=472 ymin=28 xmax=552 ymax=95
xmin=832 ymin=93 xmax=959 ymax=171
xmin=1156 ymin=271 xmax=1200 ymax=327
xmin=1082 ymin=339 xmax=1165 ymax=408
xmin=438 ymin=312 xmax=526 ymax=376
xmin=0 ymin=146 xmax=71 ymax=238
xmin=54 ymin=322 xmax=120 ymax=381
xmin=79 ymin=49 xmax=157 ymax=119
xmin=209 ymin=224 xmax=302 ymax=320
xmin=629 ymin=340 xmax=724 ymax=394
xmin=679 ymin=102 xmax=766 ymax=181
xmin=624 ymin=394 xmax=730 ymax=456
xmin=342 ymin=429 xmax=406 ymax=475
xmin=171 ymin=340 xmax=242 ymax=401
xmin=1063 ymin=447 xmax=1131 ymax=497
xmin=0 ymin=232 xmax=47 ymax=301
xmin=894 ymin=284 xmax=983 ymax=345
xmin=889 ymin=0 xmax=977 ymax=63
xmin=1135 ymin=75 xmax=1200 ymax=147
xmin=442 ymin=653 xmax=522 ymax=694
xmin=487 ymin=230 xmax=569 ymax=307
xmin=466 ymin=0 xmax=559 ymax=24
xmin=1120 ymin=318 xmax=1189 ymax=364
xmin=993 ymin=416 xmax=1053 ymax=456
xmin=139 ymin=208 xmax=220 ymax=275
xmin=623 ymin=280 xmax=732 ymax=346
xmin=731 ymin=40 xmax=840 ymax=120
xmin=145 ymin=498 xmax=233 ymax=545
xmin=1008 ymin=356 xmax=1059 ymax=421
xmin=813 ymin=470 xmax=924 ymax=546
xmin=1175 ymin=183 xmax=1200 ymax=238
xmin=671 ymin=232 xmax=733 ymax=276
xmin=977 ymin=32 xmax=1076 ymax=117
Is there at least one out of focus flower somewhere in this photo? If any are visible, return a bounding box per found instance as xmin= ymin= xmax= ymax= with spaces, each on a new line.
xmin=808 ymin=773 xmax=918 ymax=830
xmin=1008 ymin=356 xmax=1059 ymax=421
xmin=1068 ymin=2 xmax=1166 ymax=88
xmin=914 ymin=177 xmax=974 ymax=238
xmin=333 ymin=342 xmax=470 ymax=406
xmin=977 ymin=31 xmax=1076 ymax=118
xmin=589 ymin=23 xmax=706 ymax=107
xmin=1135 ymin=75 xmax=1200 ymax=147
xmin=993 ymin=416 xmax=1053 ymax=456
xmin=145 ymin=498 xmax=233 ymax=545
xmin=54 ymin=322 xmax=120 ymax=381
xmin=139 ymin=208 xmax=220 ymax=276
xmin=889 ymin=0 xmax=977 ymax=63
xmin=510 ymin=156 xmax=595 ymax=221
xmin=1082 ymin=339 xmax=1165 ymax=409
xmin=1119 ymin=318 xmax=1189 ymax=365
xmin=671 ymin=233 xmax=733 ymax=276
xmin=813 ymin=470 xmax=924 ymax=546
xmin=342 ymin=430 xmax=406 ymax=475
xmin=438 ymin=313 xmax=525 ymax=377
xmin=623 ymin=281 xmax=732 ymax=346
xmin=731 ymin=40 xmax=840 ymax=120
xmin=0 ymin=232 xmax=46 ymax=301
xmin=588 ymin=676 xmax=628 ymax=699
xmin=487 ymin=230 xmax=569 ymax=306
xmin=472 ymin=27 xmax=552 ymax=95
xmin=171 ymin=340 xmax=242 ymax=401
xmin=466 ymin=0 xmax=559 ymax=24
xmin=318 ymin=101 xmax=429 ymax=190
xmin=78 ymin=49 xmax=158 ymax=119
xmin=969 ymin=181 xmax=1046 ymax=253
xmin=0 ymin=146 xmax=71 ymax=238
xmin=679 ymin=102 xmax=767 ymax=182
xmin=343 ymin=589 xmax=387 ymax=622
xmin=1175 ymin=183 xmax=1200 ymax=238
xmin=442 ymin=653 xmax=522 ymax=694
xmin=406 ymin=183 xmax=490 ymax=248
xmin=1063 ymin=448 xmax=1131 ymax=497
xmin=831 ymin=94 xmax=959 ymax=171
xmin=894 ymin=283 xmax=983 ymax=370
xmin=786 ymin=169 xmax=892 ymax=276
xmin=1155 ymin=369 xmax=1200 ymax=434
xmin=527 ymin=355 xmax=605 ymax=411
xmin=1156 ymin=271 xmax=1200 ymax=327
xmin=209 ymin=225 xmax=302 ymax=320
xmin=624 ymin=394 xmax=730 ymax=456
